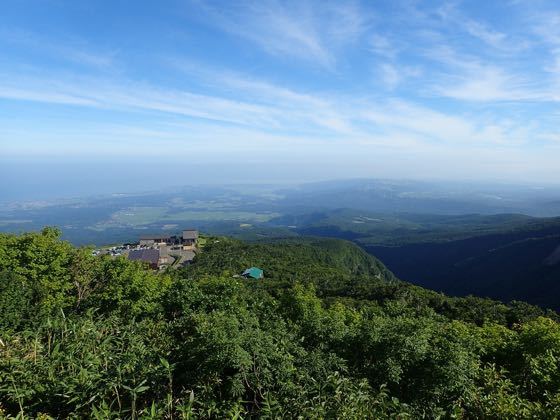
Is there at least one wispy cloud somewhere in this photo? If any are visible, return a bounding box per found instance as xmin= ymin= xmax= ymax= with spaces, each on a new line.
xmin=376 ymin=63 xmax=421 ymax=91
xmin=434 ymin=65 xmax=544 ymax=102
xmin=0 ymin=61 xmax=545 ymax=152
xmin=463 ymin=19 xmax=507 ymax=48
xmin=390 ymin=1 xmax=557 ymax=103
xmin=163 ymin=57 xmax=358 ymax=134
xmin=422 ymin=45 xmax=555 ymax=102
xmin=434 ymin=1 xmax=528 ymax=53
xmin=369 ymin=34 xmax=398 ymax=58
xmin=0 ymin=85 xmax=98 ymax=106
xmin=192 ymin=0 xmax=369 ymax=69
xmin=0 ymin=27 xmax=117 ymax=70
xmin=529 ymin=9 xmax=560 ymax=89
xmin=0 ymin=74 xmax=278 ymax=127
xmin=0 ymin=68 xmax=360 ymax=136
xmin=531 ymin=10 xmax=560 ymax=46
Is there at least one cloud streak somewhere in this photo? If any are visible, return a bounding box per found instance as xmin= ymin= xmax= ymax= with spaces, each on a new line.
xmin=192 ymin=0 xmax=369 ymax=69
xmin=0 ymin=27 xmax=117 ymax=70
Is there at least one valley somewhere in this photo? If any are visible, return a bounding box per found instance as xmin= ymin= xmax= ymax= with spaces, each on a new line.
xmin=2 ymin=179 xmax=560 ymax=310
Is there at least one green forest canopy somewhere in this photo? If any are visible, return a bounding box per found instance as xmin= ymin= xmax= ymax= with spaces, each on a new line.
xmin=1 ymin=228 xmax=560 ymax=418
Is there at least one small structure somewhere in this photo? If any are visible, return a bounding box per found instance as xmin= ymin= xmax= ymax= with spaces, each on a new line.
xmin=242 ymin=267 xmax=264 ymax=279
xmin=159 ymin=246 xmax=169 ymax=265
xmin=139 ymin=234 xmax=175 ymax=247
xmin=128 ymin=249 xmax=161 ymax=269
xmin=181 ymin=250 xmax=196 ymax=266
xmin=182 ymin=229 xmax=199 ymax=250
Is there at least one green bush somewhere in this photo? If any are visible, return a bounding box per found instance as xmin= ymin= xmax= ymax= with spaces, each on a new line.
xmin=1 ymin=230 xmax=559 ymax=418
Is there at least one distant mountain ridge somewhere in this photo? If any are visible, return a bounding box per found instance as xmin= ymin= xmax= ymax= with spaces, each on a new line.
xmin=279 ymin=179 xmax=560 ymax=217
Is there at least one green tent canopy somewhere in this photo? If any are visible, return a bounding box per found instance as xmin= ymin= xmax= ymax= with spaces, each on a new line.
xmin=242 ymin=267 xmax=264 ymax=279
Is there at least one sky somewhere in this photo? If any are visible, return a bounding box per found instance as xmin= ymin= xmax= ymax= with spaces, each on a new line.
xmin=1 ymin=0 xmax=560 ymax=199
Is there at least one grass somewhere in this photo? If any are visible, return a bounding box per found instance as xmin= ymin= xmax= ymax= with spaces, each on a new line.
xmin=111 ymin=207 xmax=169 ymax=225
xmin=162 ymin=211 xmax=281 ymax=223
xmin=92 ymin=207 xmax=282 ymax=230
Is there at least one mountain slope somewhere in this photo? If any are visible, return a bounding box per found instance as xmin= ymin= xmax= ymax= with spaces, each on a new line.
xmin=366 ymin=224 xmax=560 ymax=309
xmin=186 ymin=236 xmax=397 ymax=287
xmin=2 ymin=229 xmax=560 ymax=418
xmin=268 ymin=209 xmax=560 ymax=309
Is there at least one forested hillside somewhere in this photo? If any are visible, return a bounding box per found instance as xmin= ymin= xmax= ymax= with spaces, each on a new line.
xmin=365 ymin=223 xmax=560 ymax=309
xmin=2 ymin=229 xmax=560 ymax=418
xmin=284 ymin=209 xmax=560 ymax=309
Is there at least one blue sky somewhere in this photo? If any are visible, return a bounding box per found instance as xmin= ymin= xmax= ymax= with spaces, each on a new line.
xmin=1 ymin=0 xmax=560 ymax=188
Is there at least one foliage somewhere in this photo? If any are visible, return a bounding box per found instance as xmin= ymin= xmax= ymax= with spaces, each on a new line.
xmin=1 ymin=229 xmax=560 ymax=418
